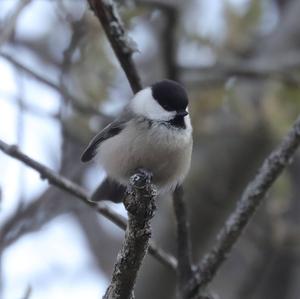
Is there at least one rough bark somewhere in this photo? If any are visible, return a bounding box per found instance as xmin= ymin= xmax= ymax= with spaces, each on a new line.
xmin=103 ymin=170 xmax=157 ymax=299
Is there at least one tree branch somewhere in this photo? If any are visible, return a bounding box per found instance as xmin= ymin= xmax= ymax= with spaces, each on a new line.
xmin=0 ymin=0 xmax=32 ymax=47
xmin=187 ymin=115 xmax=300 ymax=297
xmin=160 ymin=4 xmax=179 ymax=81
xmin=103 ymin=169 xmax=157 ymax=299
xmin=20 ymin=285 xmax=32 ymax=299
xmin=0 ymin=139 xmax=177 ymax=271
xmin=136 ymin=0 xmax=179 ymax=81
xmin=180 ymin=53 xmax=300 ymax=88
xmin=0 ymin=53 xmax=108 ymax=118
xmin=1 ymin=92 xmax=59 ymax=118
xmin=135 ymin=0 xmax=177 ymax=9
xmin=173 ymin=185 xmax=194 ymax=298
xmin=87 ymin=0 xmax=142 ymax=93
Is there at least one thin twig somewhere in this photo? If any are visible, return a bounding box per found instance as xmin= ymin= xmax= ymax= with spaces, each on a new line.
xmin=161 ymin=4 xmax=179 ymax=81
xmin=0 ymin=139 xmax=177 ymax=271
xmin=0 ymin=92 xmax=59 ymax=118
xmin=173 ymin=185 xmax=194 ymax=298
xmin=136 ymin=0 xmax=179 ymax=80
xmin=87 ymin=0 xmax=142 ymax=93
xmin=59 ymin=15 xmax=86 ymax=106
xmin=180 ymin=54 xmax=300 ymax=88
xmin=20 ymin=285 xmax=32 ymax=299
xmin=135 ymin=0 xmax=178 ymax=9
xmin=103 ymin=169 xmax=157 ymax=299
xmin=187 ymin=115 xmax=300 ymax=297
xmin=0 ymin=53 xmax=108 ymax=118
xmin=0 ymin=0 xmax=32 ymax=47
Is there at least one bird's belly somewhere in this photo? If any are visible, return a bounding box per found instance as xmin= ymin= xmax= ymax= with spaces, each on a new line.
xmin=97 ymin=124 xmax=192 ymax=191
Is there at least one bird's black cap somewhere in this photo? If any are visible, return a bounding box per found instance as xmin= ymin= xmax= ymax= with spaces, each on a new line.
xmin=151 ymin=79 xmax=188 ymax=112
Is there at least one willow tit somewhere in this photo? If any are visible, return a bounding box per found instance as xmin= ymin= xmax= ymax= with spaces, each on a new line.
xmin=81 ymin=79 xmax=193 ymax=202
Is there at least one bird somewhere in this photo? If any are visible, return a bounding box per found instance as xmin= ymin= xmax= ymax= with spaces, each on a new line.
xmin=81 ymin=79 xmax=193 ymax=202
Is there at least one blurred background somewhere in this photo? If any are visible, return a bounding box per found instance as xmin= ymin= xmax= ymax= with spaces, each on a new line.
xmin=1 ymin=0 xmax=300 ymax=298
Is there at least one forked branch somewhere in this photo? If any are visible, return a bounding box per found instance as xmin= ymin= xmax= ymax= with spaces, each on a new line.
xmin=188 ymin=115 xmax=300 ymax=297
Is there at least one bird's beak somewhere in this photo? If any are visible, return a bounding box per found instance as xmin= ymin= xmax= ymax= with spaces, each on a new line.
xmin=176 ymin=110 xmax=189 ymax=117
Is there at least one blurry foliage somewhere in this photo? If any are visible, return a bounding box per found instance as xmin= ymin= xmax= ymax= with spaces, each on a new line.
xmin=224 ymin=0 xmax=262 ymax=53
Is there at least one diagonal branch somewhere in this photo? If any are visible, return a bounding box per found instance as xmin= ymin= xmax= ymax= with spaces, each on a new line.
xmin=173 ymin=185 xmax=194 ymax=298
xmin=0 ymin=53 xmax=108 ymax=118
xmin=103 ymin=169 xmax=157 ymax=299
xmin=187 ymin=115 xmax=300 ymax=297
xmin=0 ymin=139 xmax=177 ymax=271
xmin=0 ymin=0 xmax=32 ymax=47
xmin=87 ymin=0 xmax=142 ymax=93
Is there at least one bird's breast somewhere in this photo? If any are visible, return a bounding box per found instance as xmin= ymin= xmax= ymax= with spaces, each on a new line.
xmin=97 ymin=119 xmax=192 ymax=191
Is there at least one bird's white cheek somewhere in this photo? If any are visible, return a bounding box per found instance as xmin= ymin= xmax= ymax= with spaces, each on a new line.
xmin=185 ymin=115 xmax=192 ymax=132
xmin=131 ymin=88 xmax=175 ymax=121
xmin=148 ymin=105 xmax=175 ymax=121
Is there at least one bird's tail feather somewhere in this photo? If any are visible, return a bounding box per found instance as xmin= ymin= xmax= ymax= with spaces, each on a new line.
xmin=91 ymin=178 xmax=126 ymax=203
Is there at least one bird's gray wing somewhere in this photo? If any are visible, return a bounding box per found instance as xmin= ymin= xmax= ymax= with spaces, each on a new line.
xmin=81 ymin=111 xmax=132 ymax=162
